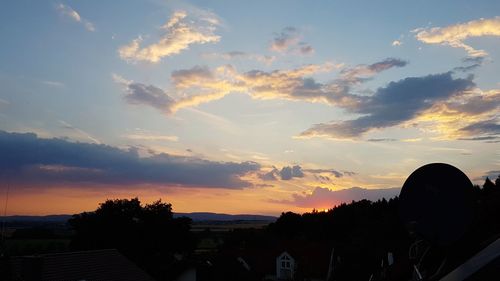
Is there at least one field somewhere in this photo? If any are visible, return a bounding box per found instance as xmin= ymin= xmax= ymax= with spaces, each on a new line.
xmin=4 ymin=238 xmax=71 ymax=256
xmin=191 ymin=220 xmax=272 ymax=232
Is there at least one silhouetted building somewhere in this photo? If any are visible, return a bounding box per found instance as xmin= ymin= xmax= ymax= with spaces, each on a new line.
xmin=9 ymin=249 xmax=154 ymax=281
xmin=276 ymin=251 xmax=295 ymax=280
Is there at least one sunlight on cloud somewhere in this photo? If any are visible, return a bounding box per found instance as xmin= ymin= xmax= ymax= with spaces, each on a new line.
xmin=414 ymin=88 xmax=500 ymax=141
xmin=415 ymin=16 xmax=500 ymax=57
xmin=202 ymin=52 xmax=276 ymax=65
xmin=0 ymin=131 xmax=260 ymax=189
xmin=118 ymin=10 xmax=220 ymax=63
xmin=125 ymin=134 xmax=178 ymax=142
xmin=271 ymin=186 xmax=400 ymax=208
xmin=299 ymin=71 xmax=475 ymax=140
xmin=114 ymin=56 xmax=497 ymax=143
xmin=392 ymin=40 xmax=402 ymax=46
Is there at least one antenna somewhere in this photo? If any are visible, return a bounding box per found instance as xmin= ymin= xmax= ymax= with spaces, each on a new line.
xmin=399 ymin=163 xmax=476 ymax=280
xmin=399 ymin=163 xmax=474 ymax=246
xmin=1 ymin=181 xmax=10 ymax=257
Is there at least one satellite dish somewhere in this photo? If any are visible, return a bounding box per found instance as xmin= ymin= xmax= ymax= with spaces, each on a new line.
xmin=399 ymin=163 xmax=475 ymax=246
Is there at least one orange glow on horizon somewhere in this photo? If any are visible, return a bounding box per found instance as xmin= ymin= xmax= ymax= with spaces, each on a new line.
xmin=0 ymin=184 xmax=312 ymax=216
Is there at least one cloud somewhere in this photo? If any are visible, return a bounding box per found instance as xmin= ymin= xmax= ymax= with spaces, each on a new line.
xmin=117 ymin=58 xmax=495 ymax=142
xmin=279 ymin=165 xmax=304 ymax=180
xmin=458 ymin=136 xmax=498 ymax=141
xmin=114 ymin=68 xmax=244 ymax=115
xmin=414 ymin=88 xmax=500 ymax=141
xmin=453 ymin=56 xmax=485 ymax=72
xmin=270 ymin=27 xmax=300 ymax=52
xmin=0 ymin=98 xmax=9 ymax=108
xmin=114 ymin=58 xmax=406 ymax=123
xmin=415 ymin=17 xmax=500 ymax=57
xmin=125 ymin=82 xmax=176 ymax=114
xmin=298 ymin=42 xmax=315 ymax=55
xmin=171 ymin=65 xmax=215 ymax=88
xmin=193 ymin=58 xmax=401 ymax=109
xmin=259 ymin=165 xmax=352 ymax=181
xmin=0 ymin=131 xmax=260 ymax=189
xmin=275 ymin=186 xmax=400 ymax=207
xmin=115 ymin=62 xmax=335 ymax=114
xmin=113 ymin=74 xmax=177 ymax=114
xmin=367 ymin=138 xmax=398 ymax=142
xmin=269 ymin=27 xmax=314 ymax=55
xmin=259 ymin=165 xmax=304 ymax=181
xmin=56 ymin=3 xmax=95 ymax=32
xmin=42 ymin=80 xmax=65 ymax=88
xmin=459 ymin=119 xmax=500 ymax=138
xmin=473 ymin=170 xmax=500 ymax=182
xmin=304 ymin=168 xmax=354 ymax=178
xmin=300 ymin=72 xmax=475 ymax=139
xmin=340 ymin=58 xmax=407 ymax=79
xmin=202 ymin=51 xmax=276 ymax=65
xmin=392 ymin=40 xmax=402 ymax=46
xmin=259 ymin=167 xmax=279 ymax=181
xmin=59 ymin=120 xmax=101 ymax=144
xmin=118 ymin=11 xmax=220 ymax=63
xmin=125 ymin=134 xmax=178 ymax=142
xmin=443 ymin=89 xmax=499 ymax=116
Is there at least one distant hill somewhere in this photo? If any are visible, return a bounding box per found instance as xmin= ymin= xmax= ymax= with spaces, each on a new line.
xmin=1 ymin=213 xmax=277 ymax=223
xmin=1 ymin=215 xmax=72 ymax=223
xmin=174 ymin=212 xmax=277 ymax=222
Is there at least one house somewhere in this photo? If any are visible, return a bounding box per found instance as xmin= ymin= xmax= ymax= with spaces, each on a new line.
xmin=209 ymin=240 xmax=335 ymax=281
xmin=8 ymin=249 xmax=155 ymax=281
xmin=276 ymin=251 xmax=295 ymax=280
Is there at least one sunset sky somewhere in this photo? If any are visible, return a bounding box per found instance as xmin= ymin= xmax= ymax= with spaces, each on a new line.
xmin=0 ymin=0 xmax=499 ymax=215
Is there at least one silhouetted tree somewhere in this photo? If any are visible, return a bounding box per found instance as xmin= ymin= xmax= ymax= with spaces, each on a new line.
xmin=69 ymin=198 xmax=194 ymax=280
xmin=483 ymin=177 xmax=496 ymax=193
xmin=263 ymin=197 xmax=410 ymax=281
xmin=207 ymin=174 xmax=500 ymax=281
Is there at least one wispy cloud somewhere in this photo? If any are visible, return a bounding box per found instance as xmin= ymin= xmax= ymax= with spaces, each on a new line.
xmin=59 ymin=120 xmax=101 ymax=144
xmin=56 ymin=3 xmax=95 ymax=32
xmin=125 ymin=134 xmax=178 ymax=142
xmin=474 ymin=170 xmax=500 ymax=182
xmin=453 ymin=56 xmax=485 ymax=72
xmin=269 ymin=27 xmax=314 ymax=55
xmin=415 ymin=16 xmax=500 ymax=57
xmin=42 ymin=80 xmax=65 ymax=88
xmin=459 ymin=119 xmax=500 ymax=139
xmin=0 ymin=98 xmax=10 ymax=107
xmin=202 ymin=51 xmax=276 ymax=65
xmin=118 ymin=10 xmax=220 ymax=63
xmin=304 ymin=168 xmax=355 ymax=178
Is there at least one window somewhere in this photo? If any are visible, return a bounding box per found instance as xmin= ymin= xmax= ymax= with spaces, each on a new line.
xmin=280 ymin=255 xmax=292 ymax=269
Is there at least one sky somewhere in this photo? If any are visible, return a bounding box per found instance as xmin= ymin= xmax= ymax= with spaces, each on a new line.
xmin=0 ymin=0 xmax=499 ymax=216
